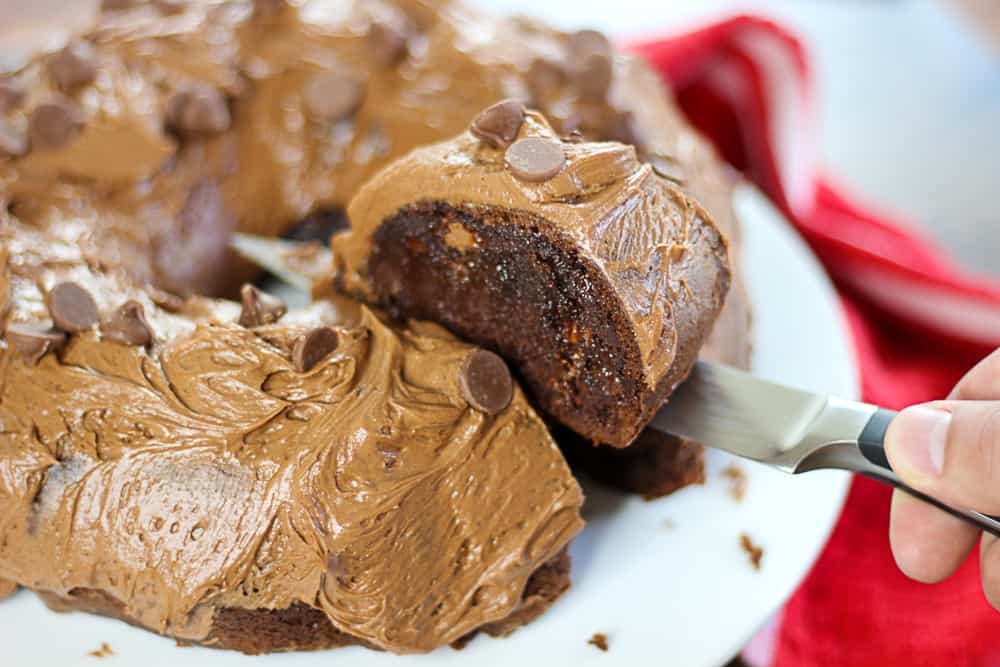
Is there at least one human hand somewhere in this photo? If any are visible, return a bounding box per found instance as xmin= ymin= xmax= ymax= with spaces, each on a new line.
xmin=885 ymin=348 xmax=1000 ymax=609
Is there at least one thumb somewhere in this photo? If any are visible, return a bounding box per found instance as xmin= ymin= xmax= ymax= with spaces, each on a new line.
xmin=885 ymin=401 xmax=1000 ymax=514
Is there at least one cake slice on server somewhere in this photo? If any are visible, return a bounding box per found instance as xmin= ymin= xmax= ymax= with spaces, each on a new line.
xmin=331 ymin=105 xmax=732 ymax=449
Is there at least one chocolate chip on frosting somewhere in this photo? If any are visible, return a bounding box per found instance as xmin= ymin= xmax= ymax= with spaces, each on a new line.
xmin=166 ymin=84 xmax=231 ymax=137
xmin=459 ymin=349 xmax=513 ymax=415
xmin=526 ymin=58 xmax=566 ymax=99
xmin=577 ymin=52 xmax=613 ymax=101
xmin=49 ymin=41 xmax=99 ymax=92
xmin=100 ymin=301 xmax=154 ymax=347
xmin=566 ymin=28 xmax=614 ymax=101
xmin=303 ymin=72 xmax=365 ymax=123
xmin=46 ymin=282 xmax=99 ymax=333
xmin=0 ymin=79 xmax=26 ymax=114
xmin=29 ymin=99 xmax=84 ymax=150
xmin=238 ymin=284 xmax=287 ymax=328
xmin=471 ymin=100 xmax=525 ymax=149
xmin=567 ymin=29 xmax=612 ymax=61
xmin=0 ymin=121 xmax=28 ymax=158
xmin=369 ymin=23 xmax=409 ymax=67
xmin=291 ymin=326 xmax=340 ymax=372
xmin=504 ymin=137 xmax=565 ymax=182
xmin=6 ymin=323 xmax=67 ymax=366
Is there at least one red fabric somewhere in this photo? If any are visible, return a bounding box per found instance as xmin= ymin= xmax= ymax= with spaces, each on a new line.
xmin=631 ymin=16 xmax=1000 ymax=667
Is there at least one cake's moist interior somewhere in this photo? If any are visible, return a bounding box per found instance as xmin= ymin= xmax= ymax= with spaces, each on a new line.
xmin=365 ymin=200 xmax=647 ymax=445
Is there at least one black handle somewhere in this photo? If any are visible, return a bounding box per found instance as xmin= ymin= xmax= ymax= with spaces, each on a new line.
xmin=856 ymin=408 xmax=1000 ymax=538
xmin=858 ymin=407 xmax=895 ymax=469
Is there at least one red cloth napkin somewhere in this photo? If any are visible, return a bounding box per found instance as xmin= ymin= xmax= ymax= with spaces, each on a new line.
xmin=631 ymin=16 xmax=1000 ymax=667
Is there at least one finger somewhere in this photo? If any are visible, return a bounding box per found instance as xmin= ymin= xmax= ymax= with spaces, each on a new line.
xmin=980 ymin=534 xmax=1000 ymax=611
xmin=889 ymin=488 xmax=979 ymax=583
xmin=949 ymin=348 xmax=1000 ymax=400
xmin=884 ymin=400 xmax=1000 ymax=513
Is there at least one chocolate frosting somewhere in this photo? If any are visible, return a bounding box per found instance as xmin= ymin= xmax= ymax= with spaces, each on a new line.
xmin=0 ymin=0 xmax=749 ymax=650
xmin=335 ymin=110 xmax=729 ymax=395
xmin=0 ymin=0 xmax=739 ymax=297
xmin=0 ymin=216 xmax=583 ymax=653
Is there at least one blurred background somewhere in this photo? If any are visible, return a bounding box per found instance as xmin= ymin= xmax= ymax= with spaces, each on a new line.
xmin=480 ymin=0 xmax=1000 ymax=278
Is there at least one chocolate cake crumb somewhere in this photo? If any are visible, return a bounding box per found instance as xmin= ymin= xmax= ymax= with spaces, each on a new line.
xmin=740 ymin=533 xmax=763 ymax=571
xmin=588 ymin=633 xmax=609 ymax=652
xmin=722 ymin=464 xmax=747 ymax=503
xmin=88 ymin=642 xmax=114 ymax=658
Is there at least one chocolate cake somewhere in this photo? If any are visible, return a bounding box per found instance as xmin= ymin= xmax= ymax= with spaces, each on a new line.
xmin=332 ymin=107 xmax=731 ymax=448
xmin=0 ymin=215 xmax=583 ymax=653
xmin=0 ymin=0 xmax=754 ymax=652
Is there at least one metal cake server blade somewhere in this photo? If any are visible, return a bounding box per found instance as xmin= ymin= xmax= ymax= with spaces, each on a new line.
xmin=232 ymin=232 xmax=1000 ymax=537
xmin=231 ymin=232 xmax=331 ymax=292
xmin=652 ymin=360 xmax=1000 ymax=537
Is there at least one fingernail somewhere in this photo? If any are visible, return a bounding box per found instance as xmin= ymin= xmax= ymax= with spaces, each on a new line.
xmin=890 ymin=405 xmax=951 ymax=478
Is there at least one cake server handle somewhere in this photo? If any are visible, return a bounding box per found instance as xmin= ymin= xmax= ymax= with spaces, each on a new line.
xmin=799 ymin=408 xmax=1000 ymax=538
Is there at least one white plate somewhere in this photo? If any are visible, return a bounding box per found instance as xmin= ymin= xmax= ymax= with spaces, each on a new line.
xmin=1 ymin=186 xmax=856 ymax=666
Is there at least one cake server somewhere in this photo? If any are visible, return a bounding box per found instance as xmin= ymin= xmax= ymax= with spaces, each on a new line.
xmin=231 ymin=232 xmax=1000 ymax=536
xmin=652 ymin=359 xmax=1000 ymax=537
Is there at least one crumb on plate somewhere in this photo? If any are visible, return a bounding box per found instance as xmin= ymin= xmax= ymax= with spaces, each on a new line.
xmin=740 ymin=533 xmax=764 ymax=571
xmin=588 ymin=632 xmax=609 ymax=652
xmin=88 ymin=642 xmax=114 ymax=659
xmin=722 ymin=464 xmax=747 ymax=503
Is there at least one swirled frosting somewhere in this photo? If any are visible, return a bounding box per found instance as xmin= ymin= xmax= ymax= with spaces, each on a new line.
xmin=0 ymin=215 xmax=583 ymax=653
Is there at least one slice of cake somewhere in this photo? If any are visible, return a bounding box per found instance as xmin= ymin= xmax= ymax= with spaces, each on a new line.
xmin=332 ymin=106 xmax=731 ymax=448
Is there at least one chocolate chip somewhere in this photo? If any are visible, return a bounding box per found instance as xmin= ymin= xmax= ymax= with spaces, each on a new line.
xmin=567 ymin=29 xmax=612 ymax=61
xmin=607 ymin=109 xmax=640 ymax=147
xmin=0 ymin=79 xmax=26 ymax=114
xmin=147 ymin=286 xmax=186 ymax=312
xmin=49 ymin=41 xmax=98 ymax=91
xmin=291 ymin=327 xmax=339 ymax=372
xmin=577 ymin=52 xmax=613 ymax=101
xmin=303 ymin=72 xmax=365 ymax=123
xmin=29 ymin=99 xmax=84 ymax=150
xmin=166 ymin=84 xmax=231 ymax=137
xmin=470 ymin=99 xmax=525 ymax=149
xmin=238 ymin=284 xmax=287 ymax=328
xmin=100 ymin=300 xmax=153 ymax=346
xmin=0 ymin=120 xmax=28 ymax=158
xmin=6 ymin=323 xmax=67 ymax=365
xmin=459 ymin=349 xmax=513 ymax=415
xmin=526 ymin=58 xmax=566 ymax=99
xmin=368 ymin=23 xmax=409 ymax=68
xmin=505 ymin=137 xmax=565 ymax=182
xmin=102 ymin=0 xmax=137 ymax=9
xmin=46 ymin=282 xmax=99 ymax=333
